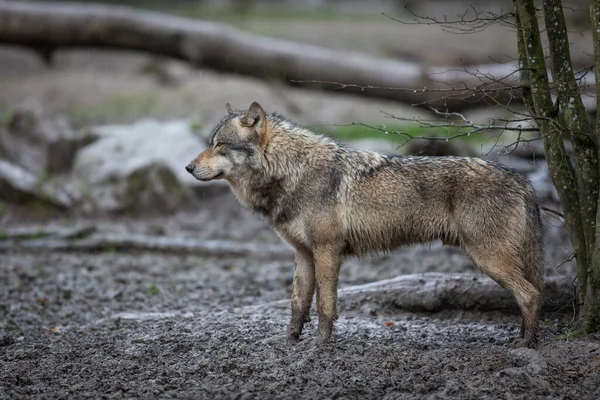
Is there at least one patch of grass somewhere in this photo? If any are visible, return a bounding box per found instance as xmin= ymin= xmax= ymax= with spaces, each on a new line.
xmin=190 ymin=122 xmax=204 ymax=135
xmin=488 ymin=360 xmax=509 ymax=372
xmin=68 ymin=91 xmax=162 ymax=129
xmin=147 ymin=283 xmax=160 ymax=296
xmin=314 ymin=122 xmax=484 ymax=145
xmin=555 ymin=327 xmax=587 ymax=341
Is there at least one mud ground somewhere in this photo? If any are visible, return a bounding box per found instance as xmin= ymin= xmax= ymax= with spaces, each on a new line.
xmin=1 ymin=192 xmax=600 ymax=399
xmin=1 ymin=4 xmax=599 ymax=398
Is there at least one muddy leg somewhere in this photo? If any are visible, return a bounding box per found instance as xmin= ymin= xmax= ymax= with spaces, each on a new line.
xmin=288 ymin=248 xmax=315 ymax=342
xmin=465 ymin=245 xmax=541 ymax=348
xmin=509 ymin=285 xmax=541 ymax=348
xmin=314 ymin=246 xmax=342 ymax=344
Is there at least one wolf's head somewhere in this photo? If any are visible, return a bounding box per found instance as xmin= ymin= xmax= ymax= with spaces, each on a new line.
xmin=186 ymin=102 xmax=269 ymax=182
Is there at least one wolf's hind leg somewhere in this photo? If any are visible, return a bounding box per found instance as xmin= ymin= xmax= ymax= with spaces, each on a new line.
xmin=288 ymin=247 xmax=315 ymax=341
xmin=314 ymin=246 xmax=342 ymax=344
xmin=465 ymin=244 xmax=541 ymax=348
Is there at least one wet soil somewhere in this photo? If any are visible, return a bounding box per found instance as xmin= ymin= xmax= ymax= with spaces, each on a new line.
xmin=1 ymin=193 xmax=599 ymax=400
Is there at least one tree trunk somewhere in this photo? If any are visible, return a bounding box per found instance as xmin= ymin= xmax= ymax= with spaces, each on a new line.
xmin=0 ymin=0 xmax=577 ymax=112
xmin=515 ymin=0 xmax=600 ymax=333
xmin=582 ymin=0 xmax=600 ymax=333
xmin=544 ymin=0 xmax=599 ymax=266
xmin=514 ymin=0 xmax=588 ymax=287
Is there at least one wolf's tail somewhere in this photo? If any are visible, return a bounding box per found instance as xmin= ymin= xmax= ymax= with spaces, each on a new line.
xmin=521 ymin=186 xmax=544 ymax=294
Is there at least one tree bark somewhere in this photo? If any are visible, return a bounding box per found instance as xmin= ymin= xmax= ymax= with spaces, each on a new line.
xmin=544 ymin=0 xmax=599 ymax=263
xmin=583 ymin=0 xmax=600 ymax=333
xmin=0 ymin=0 xmax=565 ymax=112
xmin=514 ymin=0 xmax=588 ymax=294
xmin=515 ymin=0 xmax=600 ymax=333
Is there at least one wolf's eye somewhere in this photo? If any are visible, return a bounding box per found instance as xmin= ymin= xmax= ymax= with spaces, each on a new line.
xmin=215 ymin=143 xmax=227 ymax=151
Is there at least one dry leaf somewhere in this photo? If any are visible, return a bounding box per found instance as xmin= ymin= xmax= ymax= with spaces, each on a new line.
xmin=41 ymin=326 xmax=61 ymax=333
xmin=564 ymin=370 xmax=578 ymax=375
xmin=385 ymin=321 xmax=395 ymax=327
xmin=35 ymin=297 xmax=48 ymax=306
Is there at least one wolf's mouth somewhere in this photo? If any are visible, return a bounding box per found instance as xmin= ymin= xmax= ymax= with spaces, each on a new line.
xmin=198 ymin=172 xmax=224 ymax=181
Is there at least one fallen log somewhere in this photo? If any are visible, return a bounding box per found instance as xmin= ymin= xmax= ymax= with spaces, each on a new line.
xmin=336 ymin=273 xmax=573 ymax=314
xmin=245 ymin=273 xmax=574 ymax=314
xmin=0 ymin=224 xmax=96 ymax=240
xmin=0 ymin=232 xmax=295 ymax=259
xmin=0 ymin=0 xmax=548 ymax=111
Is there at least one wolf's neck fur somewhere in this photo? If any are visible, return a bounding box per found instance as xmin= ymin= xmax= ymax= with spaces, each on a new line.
xmin=228 ymin=114 xmax=344 ymax=222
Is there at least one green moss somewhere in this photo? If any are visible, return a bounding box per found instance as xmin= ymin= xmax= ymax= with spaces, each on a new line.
xmin=148 ymin=283 xmax=160 ymax=296
xmin=157 ymin=165 xmax=190 ymax=200
xmin=119 ymin=165 xmax=190 ymax=215
xmin=0 ymin=228 xmax=50 ymax=241
xmin=190 ymin=122 xmax=204 ymax=134
xmin=22 ymin=199 xmax=64 ymax=219
xmin=584 ymin=290 xmax=600 ymax=333
xmin=314 ymin=122 xmax=485 ymax=145
xmin=555 ymin=327 xmax=587 ymax=341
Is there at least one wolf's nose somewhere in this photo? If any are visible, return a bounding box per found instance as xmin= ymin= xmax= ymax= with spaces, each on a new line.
xmin=185 ymin=164 xmax=195 ymax=173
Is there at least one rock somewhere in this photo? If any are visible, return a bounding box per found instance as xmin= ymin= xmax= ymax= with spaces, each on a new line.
xmin=68 ymin=119 xmax=214 ymax=214
xmin=0 ymin=160 xmax=73 ymax=208
xmin=87 ymin=119 xmax=224 ymax=190
xmin=0 ymin=108 xmax=97 ymax=175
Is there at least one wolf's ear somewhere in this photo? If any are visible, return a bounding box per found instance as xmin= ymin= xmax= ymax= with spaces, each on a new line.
xmin=225 ymin=103 xmax=238 ymax=115
xmin=240 ymin=102 xmax=266 ymax=133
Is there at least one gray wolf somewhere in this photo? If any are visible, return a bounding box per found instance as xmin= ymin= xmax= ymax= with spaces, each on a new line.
xmin=185 ymin=102 xmax=543 ymax=348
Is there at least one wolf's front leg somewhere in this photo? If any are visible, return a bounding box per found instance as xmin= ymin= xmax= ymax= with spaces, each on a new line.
xmin=314 ymin=246 xmax=342 ymax=344
xmin=288 ymin=247 xmax=315 ymax=341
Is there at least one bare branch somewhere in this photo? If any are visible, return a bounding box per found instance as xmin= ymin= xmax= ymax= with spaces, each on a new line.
xmin=383 ymin=6 xmax=516 ymax=34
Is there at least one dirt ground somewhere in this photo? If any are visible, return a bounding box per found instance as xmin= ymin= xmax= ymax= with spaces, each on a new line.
xmin=1 ymin=192 xmax=599 ymax=399
xmin=1 ymin=3 xmax=600 ymax=399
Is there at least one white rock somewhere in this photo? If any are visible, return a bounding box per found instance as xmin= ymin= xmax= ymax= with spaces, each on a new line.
xmin=69 ymin=119 xmax=206 ymax=213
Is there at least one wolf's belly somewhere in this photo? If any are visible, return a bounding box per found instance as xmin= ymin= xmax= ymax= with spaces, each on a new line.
xmin=342 ymin=209 xmax=458 ymax=256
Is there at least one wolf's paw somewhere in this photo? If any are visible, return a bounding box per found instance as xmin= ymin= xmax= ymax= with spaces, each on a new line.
xmin=286 ymin=332 xmax=301 ymax=345
xmin=509 ymin=337 xmax=537 ymax=349
xmin=315 ymin=332 xmax=332 ymax=346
